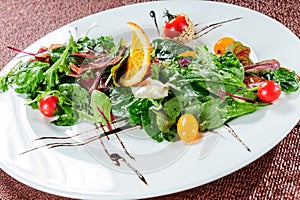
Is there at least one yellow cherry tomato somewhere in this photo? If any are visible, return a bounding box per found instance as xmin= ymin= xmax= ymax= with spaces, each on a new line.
xmin=177 ymin=113 xmax=199 ymax=143
xmin=214 ymin=37 xmax=235 ymax=55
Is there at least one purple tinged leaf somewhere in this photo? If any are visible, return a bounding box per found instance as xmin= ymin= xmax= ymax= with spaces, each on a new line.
xmin=7 ymin=46 xmax=36 ymax=56
xmin=217 ymin=89 xmax=256 ymax=103
xmin=244 ymin=59 xmax=280 ymax=74
xmin=91 ymin=90 xmax=112 ymax=128
xmin=178 ymin=57 xmax=191 ymax=68
xmin=95 ymin=104 xmax=113 ymax=131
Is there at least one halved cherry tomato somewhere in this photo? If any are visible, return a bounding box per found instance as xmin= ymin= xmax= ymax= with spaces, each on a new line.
xmin=257 ymin=80 xmax=281 ymax=103
xmin=164 ymin=15 xmax=188 ymax=39
xmin=214 ymin=37 xmax=235 ymax=55
xmin=39 ymin=95 xmax=58 ymax=117
xmin=177 ymin=113 xmax=199 ymax=143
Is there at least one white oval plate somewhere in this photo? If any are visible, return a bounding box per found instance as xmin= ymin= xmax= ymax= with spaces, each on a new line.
xmin=1 ymin=1 xmax=299 ymax=199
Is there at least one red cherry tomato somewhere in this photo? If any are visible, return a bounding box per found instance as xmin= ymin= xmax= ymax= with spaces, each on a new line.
xmin=164 ymin=15 xmax=188 ymax=38
xmin=39 ymin=95 xmax=58 ymax=117
xmin=257 ymin=80 xmax=281 ymax=103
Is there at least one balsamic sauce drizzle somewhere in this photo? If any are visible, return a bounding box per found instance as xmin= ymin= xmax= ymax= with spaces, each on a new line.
xmin=95 ymin=123 xmax=135 ymax=160
xmin=224 ymin=123 xmax=251 ymax=152
xmin=149 ymin=9 xmax=242 ymax=39
xmin=20 ymin=121 xmax=249 ymax=185
xmin=20 ymin=121 xmax=147 ymax=185
xmin=150 ymin=10 xmax=160 ymax=36
xmin=95 ymin=124 xmax=147 ymax=185
xmin=194 ymin=17 xmax=243 ymax=38
xmin=34 ymin=117 xmax=127 ymax=141
xmin=19 ymin=123 xmax=138 ymax=154
xmin=110 ymin=153 xmax=148 ymax=185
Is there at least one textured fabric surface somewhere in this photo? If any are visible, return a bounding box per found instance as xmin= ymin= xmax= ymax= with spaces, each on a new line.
xmin=0 ymin=0 xmax=299 ymax=199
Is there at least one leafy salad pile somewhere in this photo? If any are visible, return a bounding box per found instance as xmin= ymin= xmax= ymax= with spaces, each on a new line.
xmin=0 ymin=27 xmax=299 ymax=143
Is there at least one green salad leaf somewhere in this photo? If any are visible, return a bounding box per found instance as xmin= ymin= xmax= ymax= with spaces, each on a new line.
xmin=91 ymin=90 xmax=112 ymax=126
xmin=0 ymin=61 xmax=49 ymax=99
xmin=1 ymin=30 xmax=299 ymax=144
xmin=44 ymin=36 xmax=74 ymax=90
xmin=151 ymin=38 xmax=193 ymax=60
xmin=263 ymin=68 xmax=300 ymax=92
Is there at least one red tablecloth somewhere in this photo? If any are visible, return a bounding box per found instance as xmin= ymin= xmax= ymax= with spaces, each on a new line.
xmin=1 ymin=0 xmax=299 ymax=199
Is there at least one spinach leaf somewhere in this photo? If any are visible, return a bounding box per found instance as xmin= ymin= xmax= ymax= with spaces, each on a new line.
xmin=127 ymin=98 xmax=153 ymax=125
xmin=163 ymin=97 xmax=181 ymax=120
xmin=58 ymin=83 xmax=91 ymax=113
xmin=110 ymin=86 xmax=133 ymax=117
xmin=234 ymin=89 xmax=259 ymax=102
xmin=263 ymin=68 xmax=300 ymax=92
xmin=195 ymin=98 xmax=261 ymax=131
xmin=141 ymin=108 xmax=178 ymax=142
xmin=213 ymin=51 xmax=244 ymax=81
xmin=151 ymin=38 xmax=193 ymax=60
xmin=150 ymin=62 xmax=161 ymax=80
xmin=166 ymin=64 xmax=245 ymax=95
xmin=160 ymin=46 xmax=246 ymax=95
xmin=192 ymin=46 xmax=216 ymax=70
xmin=141 ymin=109 xmax=163 ymax=142
xmin=152 ymin=109 xmax=176 ymax=133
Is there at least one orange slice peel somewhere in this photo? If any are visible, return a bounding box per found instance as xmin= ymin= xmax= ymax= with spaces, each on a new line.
xmin=119 ymin=22 xmax=152 ymax=87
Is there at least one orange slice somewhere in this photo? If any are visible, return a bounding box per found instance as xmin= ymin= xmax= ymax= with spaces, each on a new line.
xmin=119 ymin=22 xmax=152 ymax=87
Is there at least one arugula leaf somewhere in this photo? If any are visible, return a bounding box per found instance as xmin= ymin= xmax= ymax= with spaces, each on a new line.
xmin=44 ymin=36 xmax=74 ymax=90
xmin=52 ymin=114 xmax=76 ymax=126
xmin=3 ymin=61 xmax=49 ymax=99
xmin=0 ymin=61 xmax=23 ymax=92
xmin=76 ymin=36 xmax=115 ymax=53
